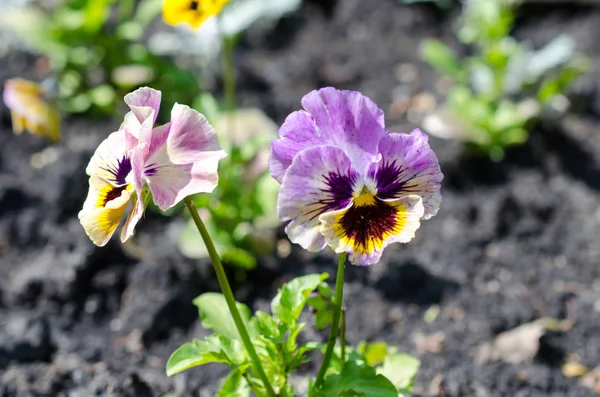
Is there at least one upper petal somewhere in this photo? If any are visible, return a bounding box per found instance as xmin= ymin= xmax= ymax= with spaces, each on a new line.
xmin=270 ymin=87 xmax=387 ymax=183
xmin=278 ymin=145 xmax=357 ymax=252
xmin=143 ymin=132 xmax=226 ymax=211
xmin=368 ymin=129 xmax=443 ymax=219
xmin=167 ymin=103 xmax=224 ymax=165
xmin=124 ymin=87 xmax=161 ymax=126
xmin=270 ymin=110 xmax=322 ymax=183
xmin=85 ymin=130 xmax=132 ymax=185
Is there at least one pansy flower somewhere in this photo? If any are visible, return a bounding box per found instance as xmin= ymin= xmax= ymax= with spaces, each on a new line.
xmin=78 ymin=87 xmax=226 ymax=246
xmin=270 ymin=87 xmax=443 ymax=266
xmin=2 ymin=78 xmax=61 ymax=141
xmin=162 ymin=0 xmax=231 ymax=29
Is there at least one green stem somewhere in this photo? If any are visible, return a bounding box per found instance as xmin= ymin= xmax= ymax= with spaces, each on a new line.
xmin=184 ymin=197 xmax=276 ymax=397
xmin=222 ymin=34 xmax=236 ymax=113
xmin=340 ymin=309 xmax=346 ymax=363
xmin=314 ymin=252 xmax=347 ymax=390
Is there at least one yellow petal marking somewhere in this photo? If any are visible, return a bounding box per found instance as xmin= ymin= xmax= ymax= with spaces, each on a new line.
xmin=79 ymin=176 xmax=133 ymax=247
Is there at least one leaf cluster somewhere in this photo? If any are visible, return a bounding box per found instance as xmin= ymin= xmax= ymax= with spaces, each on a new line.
xmin=421 ymin=0 xmax=590 ymax=160
xmin=168 ymin=274 xmax=420 ymax=397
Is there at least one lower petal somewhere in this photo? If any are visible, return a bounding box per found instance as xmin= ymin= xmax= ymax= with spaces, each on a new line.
xmin=78 ymin=177 xmax=132 ymax=247
xmin=120 ymin=192 xmax=144 ymax=243
xmin=319 ymin=195 xmax=424 ymax=266
xmin=278 ymin=145 xmax=357 ymax=252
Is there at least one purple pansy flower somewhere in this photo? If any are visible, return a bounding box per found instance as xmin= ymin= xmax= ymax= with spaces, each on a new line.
xmin=79 ymin=87 xmax=226 ymax=246
xmin=270 ymin=87 xmax=443 ymax=266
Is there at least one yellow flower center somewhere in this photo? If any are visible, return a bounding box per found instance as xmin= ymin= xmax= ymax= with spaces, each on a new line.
xmin=352 ymin=185 xmax=377 ymax=207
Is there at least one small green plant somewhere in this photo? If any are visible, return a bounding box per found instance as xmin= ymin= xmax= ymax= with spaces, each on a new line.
xmin=2 ymin=0 xmax=198 ymax=118
xmin=167 ymin=274 xmax=420 ymax=396
xmin=421 ymin=0 xmax=590 ymax=160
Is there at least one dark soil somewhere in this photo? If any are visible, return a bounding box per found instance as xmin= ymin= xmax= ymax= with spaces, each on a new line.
xmin=2 ymin=0 xmax=600 ymax=396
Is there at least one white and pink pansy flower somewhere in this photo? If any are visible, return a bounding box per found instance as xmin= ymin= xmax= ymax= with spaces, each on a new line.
xmin=78 ymin=87 xmax=226 ymax=246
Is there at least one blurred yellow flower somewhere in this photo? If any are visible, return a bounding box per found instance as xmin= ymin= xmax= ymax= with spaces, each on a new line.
xmin=2 ymin=78 xmax=61 ymax=142
xmin=162 ymin=0 xmax=230 ymax=29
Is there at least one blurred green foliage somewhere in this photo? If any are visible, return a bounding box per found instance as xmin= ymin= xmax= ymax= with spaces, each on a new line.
xmin=178 ymin=93 xmax=281 ymax=270
xmin=420 ymin=0 xmax=591 ymax=161
xmin=2 ymin=0 xmax=198 ymax=119
xmin=3 ymin=0 xmax=282 ymax=269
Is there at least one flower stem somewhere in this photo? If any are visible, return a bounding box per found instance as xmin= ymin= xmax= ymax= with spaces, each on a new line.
xmin=184 ymin=197 xmax=276 ymax=397
xmin=222 ymin=34 xmax=236 ymax=113
xmin=340 ymin=308 xmax=346 ymax=363
xmin=314 ymin=252 xmax=347 ymax=390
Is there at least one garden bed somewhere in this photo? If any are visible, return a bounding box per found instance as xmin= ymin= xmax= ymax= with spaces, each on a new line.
xmin=1 ymin=0 xmax=600 ymax=395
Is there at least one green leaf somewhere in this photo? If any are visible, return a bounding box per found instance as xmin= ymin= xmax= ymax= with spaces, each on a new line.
xmin=249 ymin=311 xmax=281 ymax=339
xmin=166 ymin=335 xmax=235 ymax=376
xmin=361 ymin=342 xmax=389 ymax=367
xmin=307 ymin=294 xmax=334 ymax=330
xmin=318 ymin=361 xmax=398 ymax=397
xmin=420 ymin=39 xmax=464 ymax=82
xmin=271 ymin=273 xmax=329 ymax=326
xmin=83 ymin=0 xmax=114 ymax=34
xmin=194 ymin=293 xmax=252 ymax=340
xmin=218 ymin=368 xmax=251 ymax=397
xmin=377 ymin=353 xmax=420 ymax=392
xmin=221 ymin=246 xmax=257 ymax=270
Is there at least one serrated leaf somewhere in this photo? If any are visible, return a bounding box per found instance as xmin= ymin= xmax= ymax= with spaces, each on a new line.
xmin=378 ymin=353 xmax=420 ymax=392
xmin=249 ymin=311 xmax=280 ymax=339
xmin=318 ymin=361 xmax=398 ymax=397
xmin=271 ymin=273 xmax=328 ymax=326
xmin=194 ymin=293 xmax=252 ymax=340
xmin=218 ymin=368 xmax=251 ymax=397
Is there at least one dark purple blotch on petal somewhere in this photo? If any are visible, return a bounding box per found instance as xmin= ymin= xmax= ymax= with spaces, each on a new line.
xmin=317 ymin=169 xmax=357 ymax=212
xmin=339 ymin=197 xmax=398 ymax=253
xmin=102 ymin=185 xmax=127 ymax=206
xmin=371 ymin=160 xmax=419 ymax=200
xmin=102 ymin=156 xmax=132 ymax=186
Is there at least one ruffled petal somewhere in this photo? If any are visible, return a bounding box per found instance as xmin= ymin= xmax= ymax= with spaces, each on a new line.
xmin=167 ymin=103 xmax=224 ymax=164
xmin=278 ymin=145 xmax=357 ymax=252
xmin=302 ymin=87 xmax=387 ymax=173
xmin=85 ymin=130 xmax=132 ymax=186
xmin=270 ymin=87 xmax=387 ymax=182
xmin=124 ymin=87 xmax=161 ymax=126
xmin=319 ymin=195 xmax=424 ymax=266
xmin=142 ymin=128 xmax=225 ymax=211
xmin=78 ymin=176 xmax=132 ymax=246
xmin=368 ymin=129 xmax=443 ymax=219
xmin=270 ymin=110 xmax=321 ymax=183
